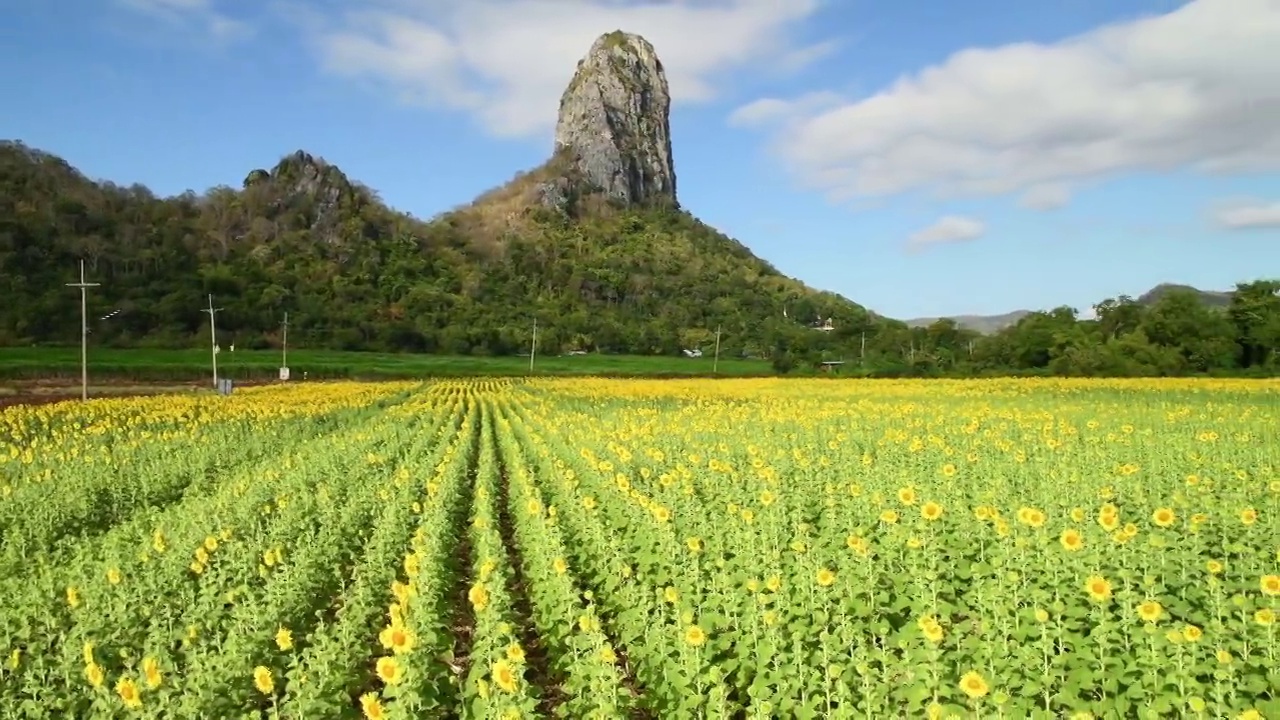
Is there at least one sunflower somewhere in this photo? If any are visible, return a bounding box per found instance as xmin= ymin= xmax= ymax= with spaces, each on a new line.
xmin=505 ymin=643 xmax=525 ymax=663
xmin=1059 ymin=528 xmax=1084 ymax=551
xmin=469 ymin=583 xmax=489 ymax=611
xmin=921 ymin=502 xmax=943 ymax=521
xmin=1085 ymin=575 xmax=1112 ymax=602
xmin=958 ymin=671 xmax=989 ymax=699
xmin=815 ymin=568 xmax=836 ymax=587
xmin=684 ymin=624 xmax=707 ymax=647
xmin=142 ymin=657 xmax=162 ymax=689
xmin=85 ymin=662 xmax=105 ymax=688
xmin=1137 ymin=600 xmax=1163 ymax=623
xmin=375 ymin=656 xmax=403 ymax=685
xmin=1260 ymin=574 xmax=1280 ymax=597
xmin=491 ymin=659 xmax=518 ymax=693
xmin=253 ymin=666 xmax=274 ymax=694
xmin=115 ymin=676 xmax=142 ymax=709
xmin=380 ymin=624 xmax=414 ymax=655
xmin=359 ymin=692 xmax=385 ymax=720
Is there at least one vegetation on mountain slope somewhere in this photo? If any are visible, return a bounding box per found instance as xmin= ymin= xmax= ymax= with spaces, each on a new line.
xmin=0 ymin=141 xmax=880 ymax=357
xmin=1 ymin=140 xmax=1277 ymax=377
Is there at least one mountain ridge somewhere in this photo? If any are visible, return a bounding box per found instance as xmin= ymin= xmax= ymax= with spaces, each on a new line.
xmin=904 ymin=284 xmax=1236 ymax=334
xmin=0 ymin=32 xmax=891 ymax=359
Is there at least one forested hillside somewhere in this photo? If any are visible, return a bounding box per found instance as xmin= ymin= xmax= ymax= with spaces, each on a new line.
xmin=2 ymin=141 xmax=1277 ymax=377
xmin=0 ymin=141 xmax=884 ymax=358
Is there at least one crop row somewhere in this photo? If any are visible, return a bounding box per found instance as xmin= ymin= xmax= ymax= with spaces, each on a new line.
xmin=2 ymin=377 xmax=1277 ymax=720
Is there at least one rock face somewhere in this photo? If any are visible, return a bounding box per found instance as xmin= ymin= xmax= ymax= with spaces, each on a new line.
xmin=553 ymin=31 xmax=677 ymax=209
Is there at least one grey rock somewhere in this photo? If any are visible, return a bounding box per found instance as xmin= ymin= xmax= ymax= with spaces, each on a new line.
xmin=535 ymin=179 xmax=570 ymax=212
xmin=268 ymin=151 xmax=351 ymax=241
xmin=553 ymin=31 xmax=677 ymax=209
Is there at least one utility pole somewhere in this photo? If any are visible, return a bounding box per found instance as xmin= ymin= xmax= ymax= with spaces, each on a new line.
xmin=65 ymin=260 xmax=100 ymax=402
xmin=713 ymin=325 xmax=722 ymax=374
xmin=529 ymin=318 xmax=538 ymax=372
xmin=201 ymin=295 xmax=222 ymax=389
xmin=281 ymin=312 xmax=289 ymax=373
xmin=860 ymin=331 xmax=866 ymax=366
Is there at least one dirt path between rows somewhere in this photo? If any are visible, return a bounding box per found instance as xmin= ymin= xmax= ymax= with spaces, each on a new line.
xmin=0 ymin=379 xmax=275 ymax=410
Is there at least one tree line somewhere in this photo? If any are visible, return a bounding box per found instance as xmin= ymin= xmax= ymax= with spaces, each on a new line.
xmin=1 ymin=141 xmax=1275 ymax=378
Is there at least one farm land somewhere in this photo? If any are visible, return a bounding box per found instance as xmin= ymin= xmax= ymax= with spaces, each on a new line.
xmin=1 ymin=377 xmax=1278 ymax=719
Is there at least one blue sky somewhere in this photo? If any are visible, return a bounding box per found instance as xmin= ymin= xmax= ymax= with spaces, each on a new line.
xmin=3 ymin=0 xmax=1278 ymax=320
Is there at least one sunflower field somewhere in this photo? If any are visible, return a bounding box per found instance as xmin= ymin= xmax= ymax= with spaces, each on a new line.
xmin=1 ymin=377 xmax=1278 ymax=719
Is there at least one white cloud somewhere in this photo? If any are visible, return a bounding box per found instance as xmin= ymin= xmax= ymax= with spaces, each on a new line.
xmin=302 ymin=0 xmax=832 ymax=138
xmin=1018 ymin=184 xmax=1071 ymax=211
xmin=117 ymin=0 xmax=249 ymax=40
xmin=728 ymin=91 xmax=841 ymax=128
xmin=1213 ymin=199 xmax=1280 ymax=229
xmin=906 ymin=215 xmax=986 ymax=252
xmin=738 ymin=0 xmax=1280 ymax=208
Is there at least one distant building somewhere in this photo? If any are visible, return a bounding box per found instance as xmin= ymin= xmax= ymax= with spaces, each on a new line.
xmin=683 ymin=348 xmax=703 ymax=358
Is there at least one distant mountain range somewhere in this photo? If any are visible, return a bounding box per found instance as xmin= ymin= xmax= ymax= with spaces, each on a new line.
xmin=904 ymin=284 xmax=1235 ymax=334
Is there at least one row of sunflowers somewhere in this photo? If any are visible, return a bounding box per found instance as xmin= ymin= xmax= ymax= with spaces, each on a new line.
xmin=1 ymin=377 xmax=1276 ymax=718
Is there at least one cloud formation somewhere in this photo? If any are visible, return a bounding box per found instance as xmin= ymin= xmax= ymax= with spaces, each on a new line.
xmin=117 ymin=0 xmax=249 ymax=40
xmin=728 ymin=90 xmax=841 ymax=128
xmin=737 ymin=0 xmax=1280 ymax=208
xmin=1213 ymin=199 xmax=1280 ymax=229
xmin=906 ymin=215 xmax=986 ymax=252
xmin=303 ymin=0 xmax=833 ymax=138
xmin=1017 ymin=184 xmax=1071 ymax=211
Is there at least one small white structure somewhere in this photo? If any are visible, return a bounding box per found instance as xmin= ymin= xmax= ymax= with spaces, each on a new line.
xmin=683 ymin=348 xmax=703 ymax=358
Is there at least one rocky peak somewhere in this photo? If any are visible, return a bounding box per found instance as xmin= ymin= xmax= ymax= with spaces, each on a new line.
xmin=241 ymin=151 xmax=357 ymax=242
xmin=269 ymin=150 xmax=350 ymax=196
xmin=552 ymin=31 xmax=677 ymax=209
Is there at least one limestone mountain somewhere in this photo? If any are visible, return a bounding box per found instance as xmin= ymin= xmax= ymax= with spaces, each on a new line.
xmin=553 ymin=30 xmax=677 ymax=209
xmin=0 ymin=31 xmax=894 ymax=359
xmin=447 ymin=31 xmax=680 ymax=238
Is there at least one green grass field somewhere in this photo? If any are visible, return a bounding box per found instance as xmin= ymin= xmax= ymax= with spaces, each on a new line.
xmin=0 ymin=347 xmax=774 ymax=382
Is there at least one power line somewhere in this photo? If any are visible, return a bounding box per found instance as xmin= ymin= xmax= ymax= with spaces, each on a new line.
xmin=200 ymin=295 xmax=223 ymax=389
xmin=65 ymin=260 xmax=100 ymax=402
xmin=281 ymin=311 xmax=289 ymax=379
xmin=713 ymin=324 xmax=722 ymax=374
xmin=529 ymin=317 xmax=538 ymax=373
